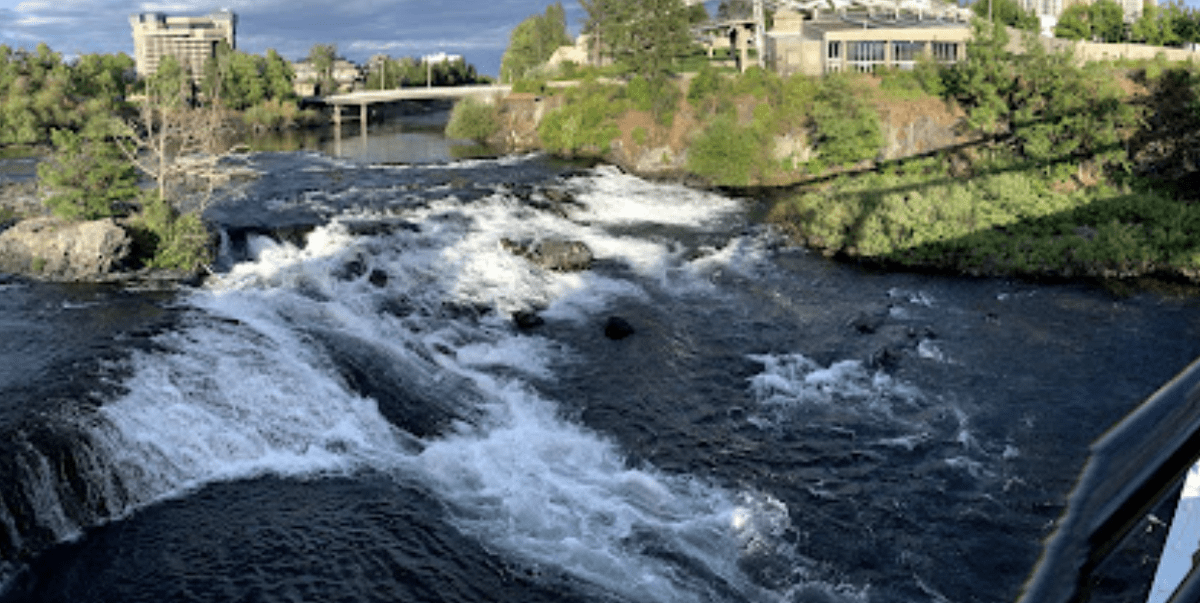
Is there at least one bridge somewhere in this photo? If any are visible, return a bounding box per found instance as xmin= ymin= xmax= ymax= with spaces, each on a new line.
xmin=314 ymin=84 xmax=512 ymax=132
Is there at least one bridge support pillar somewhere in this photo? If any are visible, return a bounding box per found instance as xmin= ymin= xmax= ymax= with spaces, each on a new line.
xmin=360 ymin=103 xmax=368 ymax=136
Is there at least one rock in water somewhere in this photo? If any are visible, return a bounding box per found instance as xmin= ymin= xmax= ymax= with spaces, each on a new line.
xmin=501 ymin=238 xmax=594 ymax=272
xmin=513 ymin=310 xmax=545 ymax=330
xmin=0 ymin=217 xmax=131 ymax=281
xmin=604 ymin=316 xmax=635 ymax=340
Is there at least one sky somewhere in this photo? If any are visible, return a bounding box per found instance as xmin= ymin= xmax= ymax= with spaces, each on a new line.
xmin=0 ymin=0 xmax=596 ymax=78
xmin=4 ymin=0 xmax=1200 ymax=78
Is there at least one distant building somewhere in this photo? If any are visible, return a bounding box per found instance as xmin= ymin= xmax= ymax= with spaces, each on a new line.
xmin=421 ymin=52 xmax=463 ymax=64
xmin=129 ymin=10 xmax=236 ymax=80
xmin=292 ymin=59 xmax=363 ymax=96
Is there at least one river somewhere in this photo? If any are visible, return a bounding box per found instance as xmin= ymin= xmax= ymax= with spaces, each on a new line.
xmin=0 ymin=107 xmax=1198 ymax=603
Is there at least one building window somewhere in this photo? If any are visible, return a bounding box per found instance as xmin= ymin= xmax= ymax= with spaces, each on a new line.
xmin=827 ymin=41 xmax=841 ymax=60
xmin=847 ymin=41 xmax=885 ymax=72
xmin=932 ymin=42 xmax=958 ymax=63
xmin=892 ymin=41 xmax=922 ymax=68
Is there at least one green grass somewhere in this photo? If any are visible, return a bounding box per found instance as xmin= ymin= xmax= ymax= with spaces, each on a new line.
xmin=773 ymin=154 xmax=1200 ymax=280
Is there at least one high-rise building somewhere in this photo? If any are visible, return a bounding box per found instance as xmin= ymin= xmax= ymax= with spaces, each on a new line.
xmin=129 ymin=10 xmax=236 ymax=80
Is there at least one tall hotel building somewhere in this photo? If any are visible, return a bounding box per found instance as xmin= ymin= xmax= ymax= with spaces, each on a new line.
xmin=129 ymin=10 xmax=237 ymax=79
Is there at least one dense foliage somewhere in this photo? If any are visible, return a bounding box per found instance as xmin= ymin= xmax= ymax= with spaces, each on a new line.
xmin=501 ymin=3 xmax=573 ymax=83
xmin=203 ymin=43 xmax=296 ymax=110
xmin=128 ymin=195 xmax=213 ymax=271
xmin=768 ymin=18 xmax=1200 ymax=281
xmin=445 ymin=98 xmax=500 ymax=142
xmin=970 ymin=0 xmax=1038 ymax=30
xmin=685 ymin=67 xmax=879 ymax=184
xmin=1054 ymin=0 xmax=1200 ymax=44
xmin=537 ymin=82 xmax=627 ymax=155
xmin=0 ymin=44 xmax=132 ymax=146
xmin=580 ymin=0 xmax=697 ymax=77
xmin=37 ymin=129 xmax=139 ymax=220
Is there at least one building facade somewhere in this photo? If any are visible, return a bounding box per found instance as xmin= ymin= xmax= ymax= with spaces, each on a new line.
xmin=767 ymin=8 xmax=971 ymax=76
xmin=129 ymin=10 xmax=236 ymax=80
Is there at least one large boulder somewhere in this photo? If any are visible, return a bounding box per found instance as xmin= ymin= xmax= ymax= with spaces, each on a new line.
xmin=0 ymin=217 xmax=131 ymax=281
xmin=501 ymin=237 xmax=594 ymax=272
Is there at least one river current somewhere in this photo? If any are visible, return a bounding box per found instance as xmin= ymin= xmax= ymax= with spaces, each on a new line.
xmin=1 ymin=116 xmax=1199 ymax=603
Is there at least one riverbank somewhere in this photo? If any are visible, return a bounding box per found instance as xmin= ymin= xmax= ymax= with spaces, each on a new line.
xmin=476 ymin=53 xmax=1200 ymax=288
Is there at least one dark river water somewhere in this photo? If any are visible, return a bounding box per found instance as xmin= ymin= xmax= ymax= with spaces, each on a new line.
xmin=1 ymin=109 xmax=1199 ymax=603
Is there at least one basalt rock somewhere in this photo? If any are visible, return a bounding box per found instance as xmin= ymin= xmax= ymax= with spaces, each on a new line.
xmin=0 ymin=217 xmax=131 ymax=281
xmin=513 ymin=310 xmax=545 ymax=330
xmin=604 ymin=316 xmax=635 ymax=340
xmin=501 ymin=237 xmax=594 ymax=272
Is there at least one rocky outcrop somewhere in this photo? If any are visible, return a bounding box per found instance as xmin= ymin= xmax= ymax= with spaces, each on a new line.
xmin=501 ymin=237 xmax=594 ymax=272
xmin=0 ymin=217 xmax=131 ymax=281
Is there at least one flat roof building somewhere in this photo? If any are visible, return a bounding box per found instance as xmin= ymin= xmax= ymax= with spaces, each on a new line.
xmin=129 ymin=10 xmax=236 ymax=80
xmin=767 ymin=7 xmax=971 ymax=76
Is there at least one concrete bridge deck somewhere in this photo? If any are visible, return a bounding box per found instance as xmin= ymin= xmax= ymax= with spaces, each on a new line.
xmin=321 ymin=84 xmax=512 ymax=107
xmin=314 ymin=84 xmax=512 ymax=134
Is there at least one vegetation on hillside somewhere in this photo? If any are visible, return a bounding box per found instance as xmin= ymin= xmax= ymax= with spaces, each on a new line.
xmin=445 ymin=98 xmax=501 ymax=142
xmin=772 ymin=19 xmax=1200 ymax=281
xmin=497 ymin=0 xmax=1200 ymax=283
xmin=501 ymin=3 xmax=573 ymax=83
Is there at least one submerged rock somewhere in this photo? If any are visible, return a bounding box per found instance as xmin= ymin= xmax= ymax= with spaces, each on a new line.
xmin=604 ymin=316 xmax=635 ymax=340
xmin=0 ymin=217 xmax=130 ymax=281
xmin=513 ymin=310 xmax=545 ymax=330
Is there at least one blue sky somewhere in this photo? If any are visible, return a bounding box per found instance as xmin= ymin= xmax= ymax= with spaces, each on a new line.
xmin=0 ymin=0 xmax=596 ymax=77
xmin=3 ymin=0 xmax=1200 ymax=77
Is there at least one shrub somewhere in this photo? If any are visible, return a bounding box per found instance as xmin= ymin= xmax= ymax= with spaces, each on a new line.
xmin=687 ymin=114 xmax=760 ymax=186
xmin=625 ymin=75 xmax=680 ymax=126
xmin=513 ymin=78 xmax=547 ymax=94
xmin=129 ymin=195 xmax=212 ymax=271
xmin=537 ymin=83 xmax=626 ymax=155
xmin=446 ymin=98 xmax=500 ymax=142
xmin=687 ymin=63 xmax=727 ymax=112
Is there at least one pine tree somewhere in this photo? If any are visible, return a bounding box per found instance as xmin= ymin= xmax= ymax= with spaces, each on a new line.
xmin=38 ymin=129 xmax=139 ymax=220
xmin=581 ymin=0 xmax=694 ymax=78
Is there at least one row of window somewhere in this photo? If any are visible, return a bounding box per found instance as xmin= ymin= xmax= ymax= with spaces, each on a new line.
xmin=825 ymin=40 xmax=960 ymax=65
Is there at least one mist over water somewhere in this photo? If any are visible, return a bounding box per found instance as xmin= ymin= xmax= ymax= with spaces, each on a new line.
xmin=2 ymin=129 xmax=1200 ymax=603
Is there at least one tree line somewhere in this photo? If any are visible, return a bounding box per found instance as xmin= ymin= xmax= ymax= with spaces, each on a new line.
xmin=977 ymin=0 xmax=1200 ymax=46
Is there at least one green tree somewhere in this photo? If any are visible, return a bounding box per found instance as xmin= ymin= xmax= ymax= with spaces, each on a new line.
xmin=1055 ymin=4 xmax=1092 ymax=40
xmin=971 ymin=0 xmax=1038 ymax=30
xmin=307 ymin=43 xmax=338 ymax=95
xmin=501 ymin=3 xmax=572 ymax=82
xmin=1132 ymin=2 xmax=1167 ymax=44
xmin=263 ymin=49 xmax=295 ymax=101
xmin=1165 ymin=0 xmax=1200 ymax=45
xmin=1090 ymin=0 xmax=1126 ymax=42
xmin=147 ymin=54 xmax=190 ymax=106
xmin=38 ymin=129 xmax=140 ymax=220
xmin=947 ymin=18 xmax=1015 ymax=135
xmin=581 ymin=0 xmax=694 ymax=78
xmin=810 ymin=75 xmax=882 ymax=167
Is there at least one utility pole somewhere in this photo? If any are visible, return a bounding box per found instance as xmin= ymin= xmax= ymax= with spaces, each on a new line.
xmin=753 ymin=0 xmax=766 ymax=69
